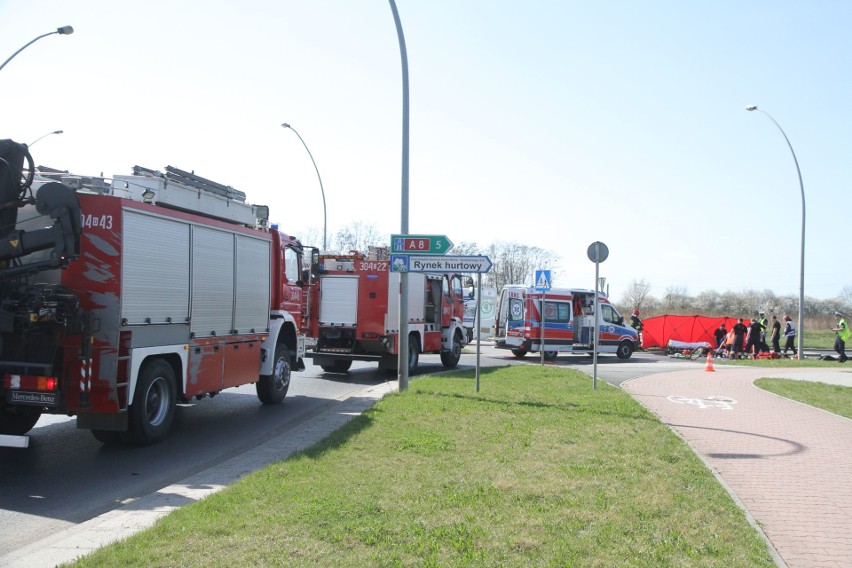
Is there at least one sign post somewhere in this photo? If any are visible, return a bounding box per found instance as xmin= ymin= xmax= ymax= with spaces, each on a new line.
xmin=535 ymin=270 xmax=552 ymax=365
xmin=586 ymin=242 xmax=609 ymax=389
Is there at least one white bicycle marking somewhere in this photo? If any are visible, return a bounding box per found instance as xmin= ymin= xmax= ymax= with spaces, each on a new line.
xmin=667 ymin=395 xmax=737 ymax=410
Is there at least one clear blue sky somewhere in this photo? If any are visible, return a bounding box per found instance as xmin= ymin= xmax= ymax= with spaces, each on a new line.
xmin=3 ymin=1 xmax=850 ymax=302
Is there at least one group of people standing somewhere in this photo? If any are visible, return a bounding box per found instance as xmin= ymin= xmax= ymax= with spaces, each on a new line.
xmin=712 ymin=311 xmax=849 ymax=362
xmin=713 ymin=312 xmax=797 ymax=359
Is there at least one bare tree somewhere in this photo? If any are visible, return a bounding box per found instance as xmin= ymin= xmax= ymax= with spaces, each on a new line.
xmin=330 ymin=221 xmax=387 ymax=254
xmin=483 ymin=241 xmax=558 ymax=291
xmin=841 ymin=285 xmax=852 ymax=309
xmin=661 ymin=285 xmax=691 ymax=312
xmin=621 ymin=279 xmax=652 ymax=311
xmin=451 ymin=241 xmax=481 ymax=256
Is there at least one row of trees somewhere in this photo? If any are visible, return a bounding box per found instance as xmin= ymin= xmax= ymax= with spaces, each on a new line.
xmin=300 ymin=223 xmax=850 ymax=324
xmin=300 ymin=222 xmax=559 ymax=291
xmin=619 ymin=279 xmax=852 ymax=327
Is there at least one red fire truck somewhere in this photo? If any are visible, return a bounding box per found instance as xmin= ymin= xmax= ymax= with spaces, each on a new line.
xmin=0 ymin=140 xmax=306 ymax=446
xmin=303 ymin=248 xmax=468 ymax=373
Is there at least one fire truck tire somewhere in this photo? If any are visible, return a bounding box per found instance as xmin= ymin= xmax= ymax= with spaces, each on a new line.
xmin=440 ymin=333 xmax=463 ymax=368
xmin=511 ymin=348 xmax=528 ymax=358
xmin=616 ymin=340 xmax=634 ymax=360
xmin=257 ymin=344 xmax=291 ymax=404
xmin=0 ymin=408 xmax=42 ymax=436
xmin=320 ymin=360 xmax=352 ymax=373
xmin=408 ymin=335 xmax=419 ymax=373
xmin=543 ymin=350 xmax=559 ymax=361
xmin=126 ymin=359 xmax=177 ymax=445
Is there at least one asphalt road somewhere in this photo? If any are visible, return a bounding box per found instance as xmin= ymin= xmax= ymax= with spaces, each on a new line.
xmin=0 ymin=344 xmax=688 ymax=557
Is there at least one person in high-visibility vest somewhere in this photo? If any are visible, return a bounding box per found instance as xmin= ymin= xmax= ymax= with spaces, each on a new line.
xmin=833 ymin=311 xmax=849 ymax=363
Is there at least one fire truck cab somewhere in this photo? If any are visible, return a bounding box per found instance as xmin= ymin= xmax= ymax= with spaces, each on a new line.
xmin=494 ymin=285 xmax=639 ymax=360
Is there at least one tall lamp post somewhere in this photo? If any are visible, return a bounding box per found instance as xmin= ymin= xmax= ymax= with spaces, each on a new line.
xmin=746 ymin=105 xmax=805 ymax=358
xmin=28 ymin=129 xmax=63 ymax=147
xmin=0 ymin=26 xmax=74 ymax=73
xmin=280 ymin=123 xmax=327 ymax=251
xmin=389 ymin=0 xmax=411 ymax=391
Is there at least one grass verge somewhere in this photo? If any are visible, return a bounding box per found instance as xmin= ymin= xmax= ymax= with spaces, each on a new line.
xmin=718 ymin=358 xmax=849 ymax=368
xmin=755 ymin=378 xmax=852 ymax=420
xmin=70 ymin=366 xmax=775 ymax=567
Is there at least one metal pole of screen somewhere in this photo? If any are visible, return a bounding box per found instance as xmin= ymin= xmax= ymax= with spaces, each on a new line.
xmin=476 ymin=272 xmax=482 ymax=392
xmin=587 ymin=241 xmax=609 ymax=390
xmin=389 ymin=0 xmax=410 ymax=391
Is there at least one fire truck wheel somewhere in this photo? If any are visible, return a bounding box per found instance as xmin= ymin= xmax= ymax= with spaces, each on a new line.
xmin=440 ymin=333 xmax=463 ymax=368
xmin=616 ymin=340 xmax=634 ymax=360
xmin=257 ymin=344 xmax=291 ymax=404
xmin=320 ymin=360 xmax=352 ymax=373
xmin=0 ymin=408 xmax=42 ymax=436
xmin=543 ymin=350 xmax=558 ymax=361
xmin=126 ymin=359 xmax=177 ymax=445
xmin=511 ymin=348 xmax=528 ymax=359
xmin=408 ymin=335 xmax=420 ymax=373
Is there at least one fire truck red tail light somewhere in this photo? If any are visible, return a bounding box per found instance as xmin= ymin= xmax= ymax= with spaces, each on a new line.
xmin=3 ymin=374 xmax=59 ymax=391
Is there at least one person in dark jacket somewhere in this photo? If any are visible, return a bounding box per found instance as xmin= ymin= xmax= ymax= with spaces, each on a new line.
xmin=769 ymin=315 xmax=781 ymax=354
xmin=714 ymin=323 xmax=727 ymax=350
xmin=745 ymin=318 xmax=763 ymax=359
xmin=732 ymin=318 xmax=748 ymax=359
xmin=630 ymin=309 xmax=642 ymax=332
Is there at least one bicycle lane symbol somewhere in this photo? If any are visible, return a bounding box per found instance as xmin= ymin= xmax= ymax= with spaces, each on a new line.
xmin=667 ymin=396 xmax=737 ymax=410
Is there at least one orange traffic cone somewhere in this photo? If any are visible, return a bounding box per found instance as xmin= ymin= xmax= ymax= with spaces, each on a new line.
xmin=705 ymin=352 xmax=715 ymax=372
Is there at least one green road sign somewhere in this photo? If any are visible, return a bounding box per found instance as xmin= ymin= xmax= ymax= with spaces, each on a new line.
xmin=390 ymin=234 xmax=454 ymax=255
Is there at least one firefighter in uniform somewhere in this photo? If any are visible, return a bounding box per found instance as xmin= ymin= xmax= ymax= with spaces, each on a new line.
xmin=630 ymin=309 xmax=643 ymax=348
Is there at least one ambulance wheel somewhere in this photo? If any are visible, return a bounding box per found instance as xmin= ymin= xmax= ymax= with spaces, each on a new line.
xmin=408 ymin=335 xmax=420 ymax=373
xmin=543 ymin=350 xmax=558 ymax=361
xmin=0 ymin=408 xmax=42 ymax=436
xmin=511 ymin=348 xmax=528 ymax=358
xmin=126 ymin=359 xmax=176 ymax=445
xmin=441 ymin=333 xmax=463 ymax=368
xmin=616 ymin=340 xmax=634 ymax=360
xmin=321 ymin=360 xmax=352 ymax=373
xmin=257 ymin=344 xmax=291 ymax=404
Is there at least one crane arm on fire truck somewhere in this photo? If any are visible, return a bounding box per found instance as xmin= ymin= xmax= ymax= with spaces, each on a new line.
xmin=0 ymin=139 xmax=81 ymax=280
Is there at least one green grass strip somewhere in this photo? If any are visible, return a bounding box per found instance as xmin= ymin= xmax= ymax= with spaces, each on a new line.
xmin=71 ymin=366 xmax=775 ymax=567
xmin=755 ymin=377 xmax=852 ymax=420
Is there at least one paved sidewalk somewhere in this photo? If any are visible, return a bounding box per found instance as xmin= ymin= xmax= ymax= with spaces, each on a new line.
xmin=623 ymin=366 xmax=852 ymax=568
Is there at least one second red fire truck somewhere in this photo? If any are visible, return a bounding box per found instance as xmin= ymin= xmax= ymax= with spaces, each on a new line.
xmin=303 ymin=248 xmax=468 ymax=373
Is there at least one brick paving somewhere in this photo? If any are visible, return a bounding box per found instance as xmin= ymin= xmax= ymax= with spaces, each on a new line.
xmin=623 ymin=367 xmax=852 ymax=568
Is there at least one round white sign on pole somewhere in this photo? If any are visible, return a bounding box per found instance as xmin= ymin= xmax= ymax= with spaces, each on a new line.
xmin=587 ymin=241 xmax=609 ymax=263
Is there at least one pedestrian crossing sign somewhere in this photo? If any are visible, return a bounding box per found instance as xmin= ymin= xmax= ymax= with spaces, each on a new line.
xmin=535 ymin=269 xmax=552 ymax=291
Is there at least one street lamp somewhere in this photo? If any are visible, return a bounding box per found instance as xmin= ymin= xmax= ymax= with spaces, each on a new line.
xmin=280 ymin=123 xmax=327 ymax=251
xmin=746 ymin=105 xmax=805 ymax=358
xmin=389 ymin=0 xmax=411 ymax=391
xmin=0 ymin=26 xmax=74 ymax=73
xmin=27 ymin=129 xmax=63 ymax=147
